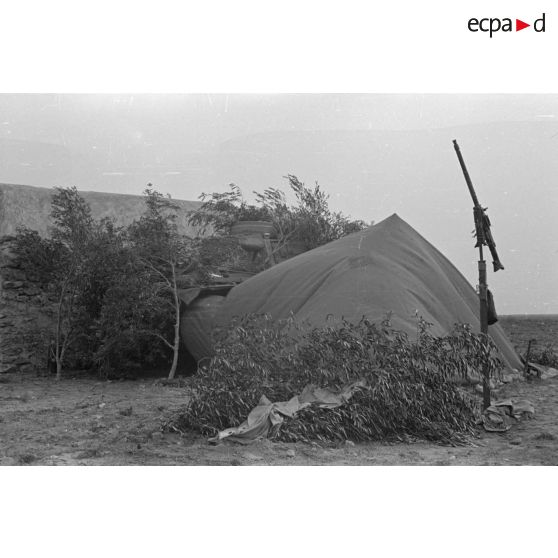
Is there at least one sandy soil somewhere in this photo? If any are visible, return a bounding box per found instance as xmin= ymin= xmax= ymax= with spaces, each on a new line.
xmin=1 ymin=371 xmax=557 ymax=466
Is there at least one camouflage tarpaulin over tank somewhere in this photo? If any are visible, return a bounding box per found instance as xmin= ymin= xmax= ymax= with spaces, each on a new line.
xmin=185 ymin=214 xmax=523 ymax=371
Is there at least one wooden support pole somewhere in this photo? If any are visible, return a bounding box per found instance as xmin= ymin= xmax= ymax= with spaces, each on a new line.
xmin=478 ymin=246 xmax=491 ymax=410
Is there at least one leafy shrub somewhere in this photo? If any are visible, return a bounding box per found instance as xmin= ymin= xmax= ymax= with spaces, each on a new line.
xmin=187 ymin=176 xmax=368 ymax=253
xmin=12 ymin=227 xmax=67 ymax=287
xmin=529 ymin=343 xmax=558 ymax=368
xmin=92 ymin=269 xmax=172 ymax=377
xmin=279 ymin=175 xmax=368 ymax=250
xmin=187 ymin=183 xmax=271 ymax=235
xmin=169 ymin=314 xmax=504 ymax=444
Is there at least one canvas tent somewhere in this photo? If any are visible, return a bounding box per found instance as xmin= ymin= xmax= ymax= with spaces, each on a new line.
xmin=181 ymin=214 xmax=522 ymax=371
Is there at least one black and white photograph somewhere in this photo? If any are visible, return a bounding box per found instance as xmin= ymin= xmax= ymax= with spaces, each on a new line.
xmin=1 ymin=1 xmax=558 ymax=557
xmin=1 ymin=92 xmax=558 ymax=466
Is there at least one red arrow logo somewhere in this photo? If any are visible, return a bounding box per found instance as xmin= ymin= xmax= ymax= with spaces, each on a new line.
xmin=516 ymin=19 xmax=530 ymax=31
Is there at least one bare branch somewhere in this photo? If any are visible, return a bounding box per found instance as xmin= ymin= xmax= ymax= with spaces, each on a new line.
xmin=133 ymin=329 xmax=174 ymax=350
xmin=138 ymin=257 xmax=172 ymax=287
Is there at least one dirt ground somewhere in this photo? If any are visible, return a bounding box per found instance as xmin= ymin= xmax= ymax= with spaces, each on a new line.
xmin=1 ymin=370 xmax=558 ymax=466
xmin=2 ymin=315 xmax=557 ymax=466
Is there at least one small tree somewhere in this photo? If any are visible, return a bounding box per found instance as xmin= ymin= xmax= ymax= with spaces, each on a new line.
xmin=11 ymin=228 xmax=66 ymax=372
xmin=47 ymin=187 xmax=97 ymax=379
xmin=12 ymin=188 xmax=100 ymax=379
xmin=128 ymin=186 xmax=195 ymax=379
xmin=284 ymin=175 xmax=368 ymax=248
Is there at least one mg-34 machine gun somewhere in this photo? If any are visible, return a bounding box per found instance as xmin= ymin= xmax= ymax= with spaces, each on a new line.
xmin=453 ymin=139 xmax=504 ymax=409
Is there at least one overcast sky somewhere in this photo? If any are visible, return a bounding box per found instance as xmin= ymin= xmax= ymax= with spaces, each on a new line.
xmin=1 ymin=93 xmax=557 ymax=314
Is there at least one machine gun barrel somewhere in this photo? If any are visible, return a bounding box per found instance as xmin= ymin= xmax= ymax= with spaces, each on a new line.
xmin=453 ymin=140 xmax=481 ymax=207
xmin=453 ymin=139 xmax=504 ymax=272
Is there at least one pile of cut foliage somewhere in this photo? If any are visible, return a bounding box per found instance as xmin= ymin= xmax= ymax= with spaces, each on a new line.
xmin=167 ymin=314 xmax=504 ymax=445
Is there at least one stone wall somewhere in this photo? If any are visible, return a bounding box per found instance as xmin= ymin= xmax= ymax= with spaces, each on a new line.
xmin=0 ymin=236 xmax=54 ymax=374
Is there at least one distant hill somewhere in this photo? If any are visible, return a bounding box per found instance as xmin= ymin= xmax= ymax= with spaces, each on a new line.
xmin=0 ymin=183 xmax=202 ymax=237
